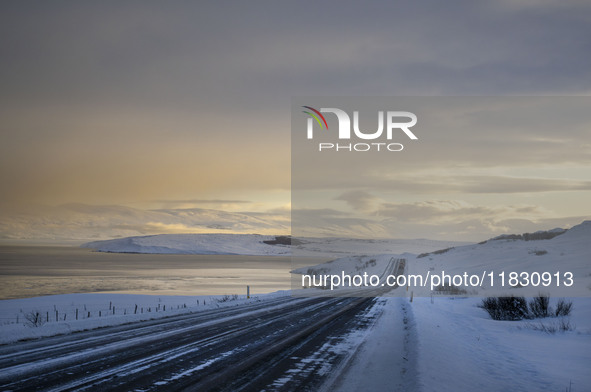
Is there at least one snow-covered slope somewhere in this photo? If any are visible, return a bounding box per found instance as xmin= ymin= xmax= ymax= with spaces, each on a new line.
xmin=84 ymin=234 xmax=285 ymax=255
xmin=83 ymin=234 xmax=468 ymax=257
xmin=407 ymin=220 xmax=590 ymax=296
xmin=297 ymin=221 xmax=591 ymax=297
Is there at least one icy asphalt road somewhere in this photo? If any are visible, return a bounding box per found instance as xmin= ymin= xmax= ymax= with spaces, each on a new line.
xmin=0 ymin=295 xmax=391 ymax=391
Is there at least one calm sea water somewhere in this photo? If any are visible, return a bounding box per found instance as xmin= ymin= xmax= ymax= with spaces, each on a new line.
xmin=0 ymin=246 xmax=312 ymax=300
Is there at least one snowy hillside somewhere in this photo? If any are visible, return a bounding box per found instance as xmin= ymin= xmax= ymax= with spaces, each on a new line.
xmin=84 ymin=234 xmax=286 ymax=255
xmin=83 ymin=234 xmax=467 ymax=258
xmin=297 ymin=221 xmax=591 ymax=297
xmin=407 ymin=220 xmax=591 ymax=297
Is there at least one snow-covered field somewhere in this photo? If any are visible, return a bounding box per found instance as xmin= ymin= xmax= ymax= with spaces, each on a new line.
xmin=0 ymin=291 xmax=289 ymax=345
xmin=409 ymin=296 xmax=591 ymax=392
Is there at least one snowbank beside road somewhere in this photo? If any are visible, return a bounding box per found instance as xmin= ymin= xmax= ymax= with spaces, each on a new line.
xmin=323 ymin=296 xmax=590 ymax=392
xmin=410 ymin=296 xmax=591 ymax=392
xmin=0 ymin=291 xmax=290 ymax=345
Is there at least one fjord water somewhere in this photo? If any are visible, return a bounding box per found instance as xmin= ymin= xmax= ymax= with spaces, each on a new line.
xmin=0 ymin=246 xmax=294 ymax=299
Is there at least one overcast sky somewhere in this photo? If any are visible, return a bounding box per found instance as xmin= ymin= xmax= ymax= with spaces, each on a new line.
xmin=1 ymin=1 xmax=590 ymax=242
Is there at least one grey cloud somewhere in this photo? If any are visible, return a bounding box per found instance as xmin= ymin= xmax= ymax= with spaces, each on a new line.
xmin=2 ymin=1 xmax=591 ymax=242
xmin=292 ymin=208 xmax=390 ymax=238
xmin=294 ymin=174 xmax=591 ymax=195
xmin=293 ymin=202 xmax=590 ymax=241
xmin=153 ymin=199 xmax=253 ymax=210
xmin=292 ymin=209 xmax=352 ymax=219
xmin=334 ymin=191 xmax=379 ymax=211
xmin=0 ymin=204 xmax=290 ymax=243
xmin=376 ymin=200 xmax=507 ymax=222
xmin=390 ymin=176 xmax=591 ymax=194
xmin=293 ymin=97 xmax=591 ymax=196
xmin=2 ymin=0 xmax=591 ymax=112
xmin=388 ymin=216 xmax=591 ymax=242
xmin=458 ymin=177 xmax=591 ymax=194
xmin=154 ymin=199 xmax=251 ymax=204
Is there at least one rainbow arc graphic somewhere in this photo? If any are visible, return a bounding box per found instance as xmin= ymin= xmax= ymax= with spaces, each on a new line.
xmin=302 ymin=106 xmax=328 ymax=130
